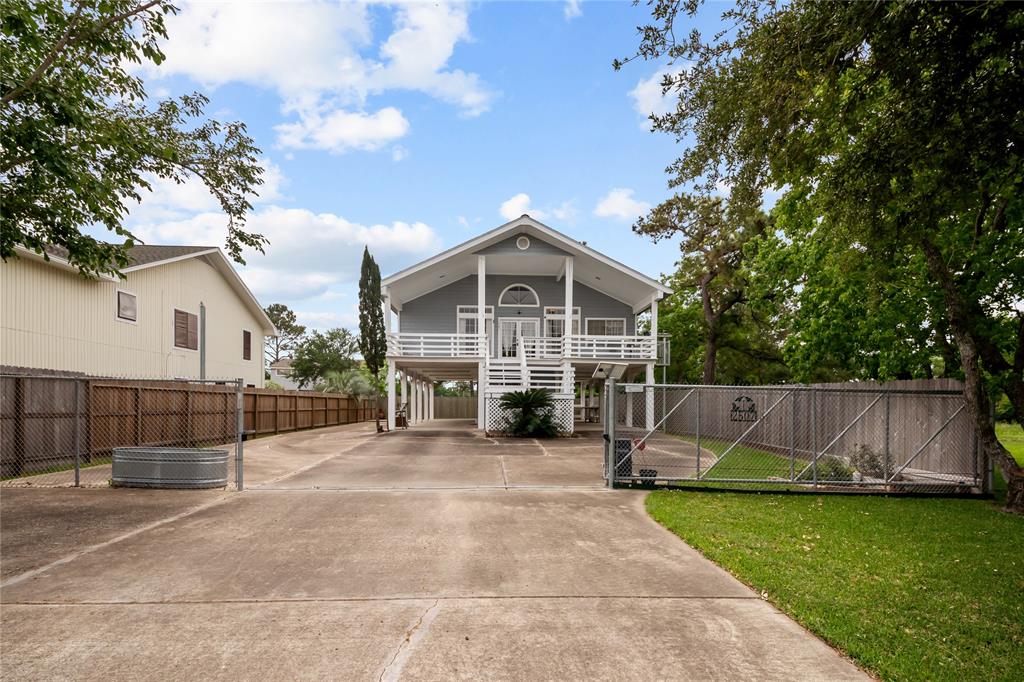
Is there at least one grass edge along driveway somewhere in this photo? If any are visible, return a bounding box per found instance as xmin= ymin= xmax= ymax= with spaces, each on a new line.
xmin=646 ymin=487 xmax=1024 ymax=681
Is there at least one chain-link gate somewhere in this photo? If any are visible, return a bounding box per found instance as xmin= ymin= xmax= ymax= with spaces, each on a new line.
xmin=603 ymin=381 xmax=986 ymax=494
xmin=1 ymin=374 xmax=245 ymax=490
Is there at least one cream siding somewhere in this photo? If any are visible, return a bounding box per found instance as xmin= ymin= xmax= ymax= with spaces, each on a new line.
xmin=1 ymin=256 xmax=266 ymax=386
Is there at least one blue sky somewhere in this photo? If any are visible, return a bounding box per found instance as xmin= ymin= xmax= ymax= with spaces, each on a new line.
xmin=123 ymin=1 xmax=714 ymax=330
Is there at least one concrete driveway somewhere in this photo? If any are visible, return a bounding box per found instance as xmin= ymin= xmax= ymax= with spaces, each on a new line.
xmin=1 ymin=420 xmax=865 ymax=680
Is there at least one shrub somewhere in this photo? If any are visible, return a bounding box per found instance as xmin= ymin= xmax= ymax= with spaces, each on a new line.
xmin=848 ymin=444 xmax=886 ymax=478
xmin=499 ymin=389 xmax=559 ymax=438
xmin=798 ymin=455 xmax=854 ymax=482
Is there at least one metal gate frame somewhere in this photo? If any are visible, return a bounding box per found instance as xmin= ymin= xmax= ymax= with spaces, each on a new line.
xmin=603 ymin=381 xmax=983 ymax=494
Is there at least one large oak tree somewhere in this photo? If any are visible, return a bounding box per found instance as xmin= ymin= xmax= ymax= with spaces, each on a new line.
xmin=621 ymin=0 xmax=1024 ymax=509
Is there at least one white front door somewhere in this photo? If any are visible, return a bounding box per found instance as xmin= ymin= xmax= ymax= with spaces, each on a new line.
xmin=499 ymin=318 xmax=539 ymax=357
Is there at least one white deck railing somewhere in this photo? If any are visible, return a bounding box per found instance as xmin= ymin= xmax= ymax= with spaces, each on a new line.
xmin=521 ymin=336 xmax=563 ymax=359
xmin=563 ymin=335 xmax=656 ymax=359
xmin=387 ymin=332 xmax=486 ymax=358
xmin=388 ymin=332 xmax=656 ymax=361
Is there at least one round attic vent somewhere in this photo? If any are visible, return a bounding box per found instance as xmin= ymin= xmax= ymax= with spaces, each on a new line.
xmin=516 ymin=235 xmax=530 ymax=250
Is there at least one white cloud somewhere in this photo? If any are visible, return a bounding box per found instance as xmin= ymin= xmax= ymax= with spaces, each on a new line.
xmin=499 ymin=194 xmax=580 ymax=223
xmin=564 ymin=0 xmax=583 ymax=21
xmin=550 ymin=200 xmax=578 ymax=223
xmin=296 ymin=309 xmax=359 ymax=331
xmin=594 ymin=188 xmax=651 ymax=222
xmin=130 ymin=205 xmax=442 ymax=303
xmin=275 ymin=106 xmax=410 ymax=154
xmin=629 ymin=66 xmax=685 ymax=126
xmin=143 ymin=1 xmax=495 ymax=153
xmin=499 ymin=193 xmax=543 ymax=221
xmin=391 ymin=145 xmax=409 ymax=162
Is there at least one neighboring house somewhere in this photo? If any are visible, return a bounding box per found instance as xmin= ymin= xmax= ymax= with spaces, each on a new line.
xmin=382 ymin=215 xmax=672 ymax=432
xmin=268 ymin=358 xmax=301 ymax=390
xmin=1 ymin=245 xmax=277 ymax=387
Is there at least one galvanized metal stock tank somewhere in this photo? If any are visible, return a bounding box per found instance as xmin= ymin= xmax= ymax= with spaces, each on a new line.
xmin=112 ymin=447 xmax=229 ymax=489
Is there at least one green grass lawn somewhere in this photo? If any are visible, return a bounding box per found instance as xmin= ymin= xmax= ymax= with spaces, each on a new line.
xmin=996 ymin=422 xmax=1024 ymax=465
xmin=646 ymin=491 xmax=1024 ymax=681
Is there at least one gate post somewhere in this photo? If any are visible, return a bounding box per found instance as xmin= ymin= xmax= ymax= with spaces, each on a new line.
xmin=605 ymin=378 xmax=616 ymax=488
xmin=73 ymin=379 xmax=81 ymax=487
xmin=695 ymin=386 xmax=701 ymax=478
xmin=235 ymin=378 xmax=244 ymax=491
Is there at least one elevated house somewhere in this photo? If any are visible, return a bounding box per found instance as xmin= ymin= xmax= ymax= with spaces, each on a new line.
xmin=1 ymin=245 xmax=277 ymax=387
xmin=382 ymin=215 xmax=671 ymax=432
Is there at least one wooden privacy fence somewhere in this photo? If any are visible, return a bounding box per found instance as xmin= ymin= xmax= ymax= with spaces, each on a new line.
xmin=1 ymin=374 xmax=383 ymax=478
xmin=432 ymin=396 xmax=477 ymax=419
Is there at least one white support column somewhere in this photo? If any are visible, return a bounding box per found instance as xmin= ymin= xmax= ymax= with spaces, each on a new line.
xmin=429 ymin=383 xmax=435 ymax=420
xmin=645 ymin=362 xmax=656 ymax=431
xmin=421 ymin=381 xmax=428 ymax=422
xmin=411 ymin=377 xmax=419 ymax=425
xmin=564 ymin=256 xmax=574 ymax=355
xmin=383 ymin=288 xmax=392 ymax=332
xmin=386 ymin=359 xmax=396 ymax=431
xmin=417 ymin=380 xmax=424 ymax=424
xmin=650 ymin=295 xmax=659 ymax=360
xmin=477 ymin=255 xmax=487 ymax=356
xmin=477 ymin=362 xmax=486 ymax=429
xmin=400 ymin=370 xmax=408 ymax=420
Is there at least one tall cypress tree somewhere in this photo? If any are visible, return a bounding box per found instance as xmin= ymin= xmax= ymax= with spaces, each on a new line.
xmin=358 ymin=247 xmax=387 ymax=429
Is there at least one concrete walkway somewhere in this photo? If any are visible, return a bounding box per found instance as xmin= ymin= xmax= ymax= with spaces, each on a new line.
xmin=1 ymin=420 xmax=865 ymax=680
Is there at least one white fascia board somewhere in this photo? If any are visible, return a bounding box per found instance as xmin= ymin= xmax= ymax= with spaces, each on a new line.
xmin=119 ymin=248 xmax=220 ymax=273
xmin=382 ymin=215 xmax=673 ymax=301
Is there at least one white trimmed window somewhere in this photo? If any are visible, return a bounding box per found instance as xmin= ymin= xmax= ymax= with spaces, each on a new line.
xmin=456 ymin=305 xmax=494 ymax=335
xmin=116 ymin=290 xmax=137 ymax=322
xmin=543 ymin=306 xmax=580 ymax=337
xmin=498 ymin=283 xmax=539 ymax=307
xmin=585 ymin=318 xmax=626 ymax=336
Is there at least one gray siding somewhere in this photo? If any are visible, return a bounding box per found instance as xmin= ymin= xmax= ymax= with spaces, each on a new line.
xmin=399 ymin=274 xmax=635 ymax=337
xmin=475 ymin=233 xmax=571 ymax=257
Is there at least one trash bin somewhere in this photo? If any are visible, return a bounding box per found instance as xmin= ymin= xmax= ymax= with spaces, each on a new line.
xmin=614 ymin=438 xmax=633 ymax=479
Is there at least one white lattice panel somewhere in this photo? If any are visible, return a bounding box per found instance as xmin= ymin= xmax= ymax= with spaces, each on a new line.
xmin=485 ymin=393 xmax=575 ymax=434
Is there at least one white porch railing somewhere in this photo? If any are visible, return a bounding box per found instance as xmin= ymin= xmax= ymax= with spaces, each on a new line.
xmin=387 ymin=332 xmax=486 ymax=358
xmin=563 ymin=335 xmax=656 ymax=359
xmin=388 ymin=332 xmax=657 ymax=361
xmin=521 ymin=336 xmax=563 ymax=359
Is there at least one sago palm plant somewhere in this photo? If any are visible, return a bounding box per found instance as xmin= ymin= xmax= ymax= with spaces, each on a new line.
xmin=499 ymin=388 xmax=558 ymax=438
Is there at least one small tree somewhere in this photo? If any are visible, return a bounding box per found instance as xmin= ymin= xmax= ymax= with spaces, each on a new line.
xmin=358 ymin=247 xmax=387 ymax=429
xmin=264 ymin=303 xmax=306 ymax=365
xmin=290 ymin=328 xmax=359 ymax=389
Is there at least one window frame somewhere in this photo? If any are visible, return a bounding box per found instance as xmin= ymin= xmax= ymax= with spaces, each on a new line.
xmin=585 ymin=318 xmax=627 ymax=336
xmin=173 ymin=308 xmax=199 ymax=352
xmin=497 ymin=283 xmax=540 ymax=308
xmin=543 ymin=306 xmax=580 ymax=338
xmin=456 ymin=305 xmax=494 ymax=337
xmin=115 ymin=288 xmax=138 ymax=324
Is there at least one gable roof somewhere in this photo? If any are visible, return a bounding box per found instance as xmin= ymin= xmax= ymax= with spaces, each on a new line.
xmin=383 ymin=215 xmax=672 ymax=312
xmin=16 ymin=243 xmax=277 ymax=336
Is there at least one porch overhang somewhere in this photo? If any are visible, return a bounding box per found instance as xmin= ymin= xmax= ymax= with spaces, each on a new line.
xmin=382 ymin=215 xmax=672 ymax=312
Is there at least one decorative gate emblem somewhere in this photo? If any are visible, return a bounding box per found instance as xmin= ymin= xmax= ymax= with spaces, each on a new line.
xmin=730 ymin=396 xmax=757 ymax=422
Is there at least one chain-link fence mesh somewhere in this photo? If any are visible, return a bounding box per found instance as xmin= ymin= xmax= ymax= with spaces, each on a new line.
xmin=605 ymin=382 xmax=983 ymax=494
xmin=1 ymin=374 xmax=243 ymax=489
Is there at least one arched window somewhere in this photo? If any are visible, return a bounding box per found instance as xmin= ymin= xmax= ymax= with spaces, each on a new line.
xmin=498 ymin=283 xmax=540 ymax=307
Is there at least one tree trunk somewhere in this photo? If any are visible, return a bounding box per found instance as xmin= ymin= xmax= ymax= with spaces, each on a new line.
xmin=702 ymin=327 xmax=718 ymax=385
xmin=921 ymin=239 xmax=1023 ymax=511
